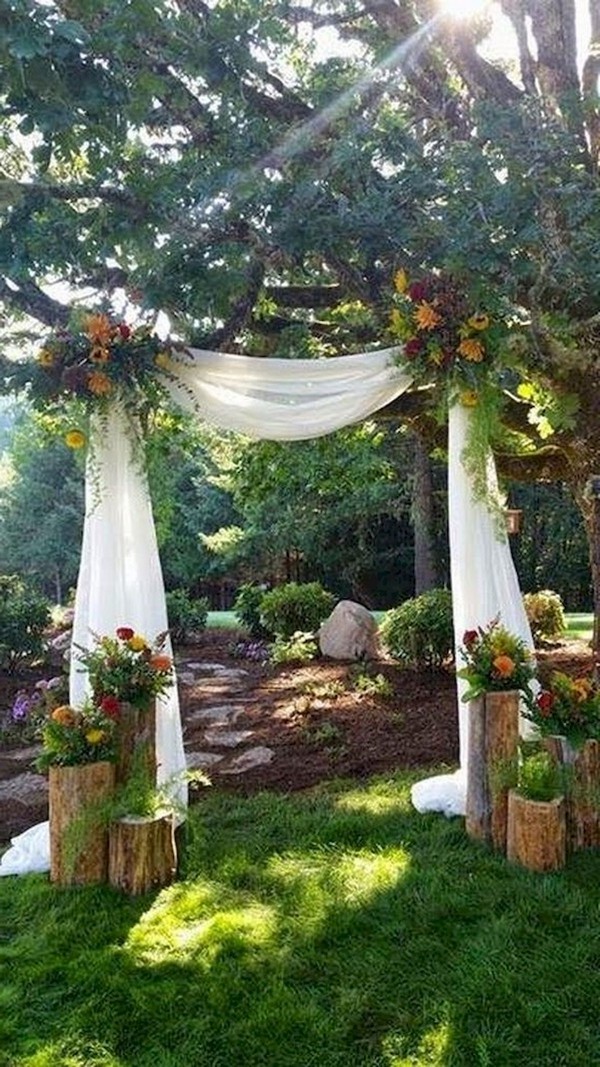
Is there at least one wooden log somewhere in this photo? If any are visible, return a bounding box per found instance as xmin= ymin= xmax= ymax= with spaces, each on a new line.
xmin=49 ymin=761 xmax=115 ymax=886
xmin=506 ymin=789 xmax=566 ymax=872
xmin=465 ymin=690 xmax=519 ymax=852
xmin=542 ymin=736 xmax=600 ymax=851
xmin=115 ymin=701 xmax=156 ymax=788
xmin=108 ymin=813 xmax=177 ymax=895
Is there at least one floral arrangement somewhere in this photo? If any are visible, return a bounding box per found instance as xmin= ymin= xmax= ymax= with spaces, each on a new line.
xmin=76 ymin=627 xmax=173 ymax=711
xmin=524 ymin=671 xmax=600 ymax=748
xmin=36 ymin=701 xmax=117 ymax=769
xmin=457 ymin=617 xmax=535 ymax=701
xmin=3 ymin=313 xmax=181 ymax=452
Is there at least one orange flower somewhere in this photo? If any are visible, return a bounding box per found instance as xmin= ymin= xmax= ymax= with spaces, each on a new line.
xmin=65 ymin=429 xmax=86 ymax=450
xmin=89 ymin=345 xmax=110 ymax=364
xmin=458 ymin=338 xmax=485 ymax=362
xmin=87 ymin=370 xmax=113 ymax=396
xmin=414 ymin=302 xmax=442 ymax=331
xmin=149 ymin=654 xmax=172 ymax=672
xmin=467 ymin=313 xmax=490 ymax=331
xmin=493 ymin=655 xmax=515 ymax=678
xmin=51 ymin=705 xmax=77 ymax=726
xmin=84 ymin=313 xmax=113 ymax=346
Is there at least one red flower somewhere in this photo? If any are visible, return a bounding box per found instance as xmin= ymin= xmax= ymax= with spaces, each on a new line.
xmin=100 ymin=695 xmax=121 ymax=719
xmin=404 ymin=337 xmax=424 ymax=358
xmin=462 ymin=629 xmax=478 ymax=649
xmin=116 ymin=626 xmax=134 ymax=640
xmin=118 ymin=323 xmax=131 ymax=340
xmin=408 ymin=281 xmax=429 ymax=303
xmin=536 ymin=691 xmax=555 ymax=716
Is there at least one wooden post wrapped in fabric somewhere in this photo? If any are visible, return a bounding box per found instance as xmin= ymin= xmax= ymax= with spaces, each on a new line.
xmin=49 ymin=761 xmax=115 ymax=886
xmin=108 ymin=812 xmax=177 ymax=895
xmin=115 ymin=701 xmax=156 ymax=788
xmin=466 ymin=690 xmax=519 ymax=851
xmin=542 ymin=736 xmax=600 ymax=851
xmin=506 ymin=790 xmax=566 ymax=872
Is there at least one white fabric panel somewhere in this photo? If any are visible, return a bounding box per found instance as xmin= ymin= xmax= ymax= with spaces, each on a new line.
xmin=411 ymin=403 xmax=535 ymax=817
xmin=165 ymin=347 xmax=412 ymax=439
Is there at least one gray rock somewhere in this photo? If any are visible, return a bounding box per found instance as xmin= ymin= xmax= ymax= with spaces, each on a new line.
xmin=203 ymin=728 xmax=254 ymax=748
xmin=186 ymin=704 xmax=245 ymax=727
xmin=0 ymin=772 xmax=48 ymax=842
xmin=220 ymin=746 xmax=274 ymax=775
xmin=185 ymin=751 xmax=223 ymax=770
xmin=319 ymin=600 xmax=379 ymax=661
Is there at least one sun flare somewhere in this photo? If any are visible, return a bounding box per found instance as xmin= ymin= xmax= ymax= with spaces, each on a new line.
xmin=437 ymin=0 xmax=489 ymax=18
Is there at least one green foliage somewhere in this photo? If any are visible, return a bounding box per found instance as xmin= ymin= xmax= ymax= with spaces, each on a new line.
xmin=349 ymin=668 xmax=393 ymax=699
xmin=523 ymin=589 xmax=566 ymax=642
xmin=380 ymin=588 xmax=453 ymax=669
xmin=233 ymin=582 xmax=269 ymax=636
xmin=165 ymin=588 xmax=209 ymax=643
xmin=0 ymin=573 xmax=50 ymax=672
xmin=260 ymin=581 xmax=335 ymax=639
xmin=457 ymin=618 xmax=536 ymax=701
xmin=517 ymin=752 xmax=563 ymax=803
xmin=270 ymin=631 xmax=318 ymax=665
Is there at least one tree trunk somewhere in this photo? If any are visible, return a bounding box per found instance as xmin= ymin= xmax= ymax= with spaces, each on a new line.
xmin=115 ymin=701 xmax=156 ymax=788
xmin=49 ymin=762 xmax=115 ymax=886
xmin=412 ymin=431 xmax=438 ymax=595
xmin=465 ymin=690 xmax=520 ymax=851
xmin=542 ymin=735 xmax=600 ymax=850
xmin=108 ymin=813 xmax=177 ymax=895
xmin=506 ymin=790 xmax=566 ymax=872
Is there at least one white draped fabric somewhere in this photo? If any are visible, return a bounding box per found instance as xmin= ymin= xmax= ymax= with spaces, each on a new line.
xmin=0 ymin=345 xmax=533 ymax=873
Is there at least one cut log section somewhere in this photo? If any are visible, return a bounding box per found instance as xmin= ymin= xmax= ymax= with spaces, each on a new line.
xmin=466 ymin=690 xmax=519 ymax=852
xmin=115 ymin=701 xmax=156 ymax=788
xmin=506 ymin=789 xmax=566 ymax=872
xmin=108 ymin=812 xmax=177 ymax=895
xmin=542 ymin=736 xmax=600 ymax=851
xmin=49 ymin=761 xmax=115 ymax=886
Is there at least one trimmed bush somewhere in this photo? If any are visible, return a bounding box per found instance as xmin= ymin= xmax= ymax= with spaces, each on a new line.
xmin=0 ymin=574 xmax=51 ymax=673
xmin=165 ymin=589 xmax=209 ymax=643
xmin=380 ymin=588 xmax=453 ymax=669
xmin=523 ymin=589 xmax=565 ymax=643
xmin=233 ymin=582 xmax=269 ymax=637
xmin=259 ymin=582 xmax=335 ymax=639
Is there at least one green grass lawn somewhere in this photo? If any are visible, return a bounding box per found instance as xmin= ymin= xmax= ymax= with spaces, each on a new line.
xmin=3 ymin=771 xmax=600 ymax=1067
xmin=564 ymin=613 xmax=593 ymax=641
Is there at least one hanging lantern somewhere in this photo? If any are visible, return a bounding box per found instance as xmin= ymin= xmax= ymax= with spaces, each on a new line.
xmin=505 ymin=509 xmax=523 ymax=535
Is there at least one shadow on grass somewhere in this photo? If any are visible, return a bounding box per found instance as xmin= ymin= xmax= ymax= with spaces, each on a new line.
xmin=3 ymin=773 xmax=600 ymax=1066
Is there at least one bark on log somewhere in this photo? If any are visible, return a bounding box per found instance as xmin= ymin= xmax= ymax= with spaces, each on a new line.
xmin=49 ymin=761 xmax=115 ymax=886
xmin=506 ymin=790 xmax=566 ymax=872
xmin=115 ymin=701 xmax=156 ymax=788
xmin=108 ymin=813 xmax=177 ymax=895
xmin=542 ymin=736 xmax=600 ymax=851
xmin=465 ymin=690 xmax=520 ymax=852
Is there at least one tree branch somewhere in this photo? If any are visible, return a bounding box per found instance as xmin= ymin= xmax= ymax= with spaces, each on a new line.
xmin=0 ymin=277 xmax=70 ymax=328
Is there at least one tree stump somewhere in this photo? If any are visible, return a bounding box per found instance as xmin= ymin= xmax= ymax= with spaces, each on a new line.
xmin=49 ymin=762 xmax=115 ymax=886
xmin=108 ymin=813 xmax=177 ymax=895
xmin=466 ymin=689 xmax=519 ymax=852
xmin=115 ymin=701 xmax=156 ymax=788
xmin=506 ymin=790 xmax=566 ymax=872
xmin=542 ymin=736 xmax=600 ymax=851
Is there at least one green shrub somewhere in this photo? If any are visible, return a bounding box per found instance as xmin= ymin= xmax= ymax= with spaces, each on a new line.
xmin=517 ymin=751 xmax=563 ymax=802
xmin=380 ymin=588 xmax=453 ymax=669
xmin=260 ymin=582 xmax=335 ymax=639
xmin=270 ymin=631 xmax=318 ymax=665
xmin=0 ymin=574 xmax=51 ymax=673
xmin=233 ymin=582 xmax=269 ymax=636
xmin=165 ymin=589 xmax=209 ymax=643
xmin=523 ymin=589 xmax=566 ymax=643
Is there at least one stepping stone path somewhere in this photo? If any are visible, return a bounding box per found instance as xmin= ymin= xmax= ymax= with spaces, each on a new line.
xmin=178 ymin=656 xmax=275 ymax=778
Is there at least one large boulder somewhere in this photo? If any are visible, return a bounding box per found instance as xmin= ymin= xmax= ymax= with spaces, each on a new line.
xmin=318 ymin=600 xmax=379 ymax=661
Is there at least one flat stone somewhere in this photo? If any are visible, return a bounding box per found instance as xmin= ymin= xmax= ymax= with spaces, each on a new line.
xmin=4 ymin=745 xmax=43 ymax=764
xmin=186 ymin=704 xmax=245 ymax=726
xmin=177 ymin=671 xmax=197 ymax=686
xmin=220 ymin=746 xmax=274 ymax=775
xmin=0 ymin=772 xmax=48 ymax=842
xmin=185 ymin=751 xmax=223 ymax=770
xmin=203 ymin=728 xmax=254 ymax=748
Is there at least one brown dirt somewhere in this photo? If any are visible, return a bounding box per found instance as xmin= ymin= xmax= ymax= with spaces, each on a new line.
xmin=0 ymin=630 xmax=595 ymax=846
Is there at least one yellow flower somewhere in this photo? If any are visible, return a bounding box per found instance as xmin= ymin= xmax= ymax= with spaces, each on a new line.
xmin=87 ymin=370 xmax=113 ymax=396
xmin=37 ymin=348 xmax=55 ymax=367
xmin=457 ymin=338 xmax=485 ymax=362
xmin=65 ymin=429 xmax=86 ymax=450
xmin=85 ymin=728 xmax=105 ymax=745
xmin=90 ymin=345 xmax=110 ymax=363
xmin=154 ymin=351 xmax=173 ymax=370
xmin=84 ymin=313 xmax=113 ymax=346
xmin=394 ymin=268 xmax=409 ymax=294
xmin=467 ymin=313 xmax=490 ymax=331
xmin=460 ymin=390 xmax=479 ymax=407
xmin=573 ymin=678 xmax=593 ymax=702
xmin=127 ymin=634 xmax=147 ymax=652
xmin=414 ymin=302 xmax=442 ymax=331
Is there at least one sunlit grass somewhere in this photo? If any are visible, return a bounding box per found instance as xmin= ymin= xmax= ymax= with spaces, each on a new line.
xmin=3 ymin=771 xmax=600 ymax=1065
xmin=564 ymin=612 xmax=592 ymax=641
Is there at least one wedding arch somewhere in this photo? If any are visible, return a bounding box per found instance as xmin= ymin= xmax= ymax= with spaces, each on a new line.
xmin=0 ymin=341 xmax=534 ymax=875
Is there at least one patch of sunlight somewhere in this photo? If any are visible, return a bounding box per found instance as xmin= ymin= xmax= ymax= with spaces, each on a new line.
xmin=335 ymin=849 xmax=411 ymax=906
xmin=21 ymin=1039 xmax=124 ymax=1067
xmin=334 ymin=788 xmax=411 ymax=816
xmin=382 ymin=1015 xmax=452 ymax=1065
xmin=125 ymin=882 xmax=277 ymax=965
xmin=267 ymin=846 xmax=411 ymax=912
